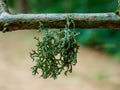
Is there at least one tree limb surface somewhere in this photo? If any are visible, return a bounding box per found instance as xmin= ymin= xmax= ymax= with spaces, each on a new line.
xmin=0 ymin=13 xmax=120 ymax=31
xmin=0 ymin=0 xmax=120 ymax=31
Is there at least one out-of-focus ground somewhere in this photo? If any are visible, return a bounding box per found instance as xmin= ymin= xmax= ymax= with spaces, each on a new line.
xmin=0 ymin=30 xmax=120 ymax=90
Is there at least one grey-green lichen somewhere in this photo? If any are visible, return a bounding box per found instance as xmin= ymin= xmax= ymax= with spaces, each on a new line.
xmin=30 ymin=15 xmax=80 ymax=79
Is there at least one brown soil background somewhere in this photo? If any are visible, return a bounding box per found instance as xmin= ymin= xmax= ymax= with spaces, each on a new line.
xmin=0 ymin=31 xmax=120 ymax=90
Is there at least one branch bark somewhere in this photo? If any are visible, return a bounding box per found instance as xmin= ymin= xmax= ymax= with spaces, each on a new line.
xmin=0 ymin=13 xmax=120 ymax=31
xmin=0 ymin=0 xmax=120 ymax=32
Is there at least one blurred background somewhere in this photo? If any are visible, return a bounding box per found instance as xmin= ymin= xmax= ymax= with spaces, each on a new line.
xmin=0 ymin=0 xmax=120 ymax=90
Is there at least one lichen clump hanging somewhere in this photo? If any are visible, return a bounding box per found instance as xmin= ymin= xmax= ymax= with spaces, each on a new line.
xmin=30 ymin=16 xmax=80 ymax=79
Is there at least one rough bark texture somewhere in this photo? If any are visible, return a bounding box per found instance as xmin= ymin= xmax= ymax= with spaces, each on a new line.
xmin=0 ymin=0 xmax=120 ymax=32
xmin=0 ymin=13 xmax=120 ymax=31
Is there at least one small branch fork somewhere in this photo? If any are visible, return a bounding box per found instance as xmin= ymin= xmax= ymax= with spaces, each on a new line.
xmin=0 ymin=0 xmax=120 ymax=32
xmin=0 ymin=0 xmax=9 ymax=14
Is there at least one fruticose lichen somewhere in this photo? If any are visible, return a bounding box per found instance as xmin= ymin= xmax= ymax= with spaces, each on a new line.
xmin=30 ymin=16 xmax=80 ymax=79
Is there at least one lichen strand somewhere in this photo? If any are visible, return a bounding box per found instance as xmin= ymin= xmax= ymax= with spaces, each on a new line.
xmin=30 ymin=16 xmax=80 ymax=79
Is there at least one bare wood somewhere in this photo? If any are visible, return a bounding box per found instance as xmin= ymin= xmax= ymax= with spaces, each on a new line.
xmin=0 ymin=0 xmax=120 ymax=31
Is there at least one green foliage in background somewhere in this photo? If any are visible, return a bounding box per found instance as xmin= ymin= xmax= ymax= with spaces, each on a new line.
xmin=8 ymin=0 xmax=120 ymax=57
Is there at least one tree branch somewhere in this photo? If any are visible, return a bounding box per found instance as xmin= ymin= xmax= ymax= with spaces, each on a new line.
xmin=0 ymin=13 xmax=120 ymax=31
xmin=0 ymin=0 xmax=9 ymax=14
xmin=0 ymin=0 xmax=120 ymax=32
